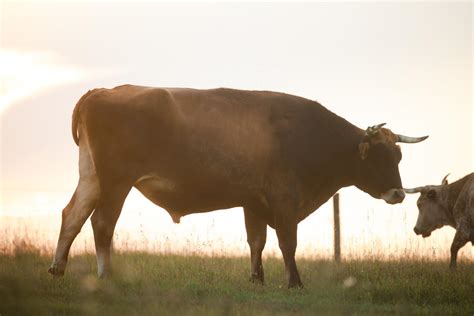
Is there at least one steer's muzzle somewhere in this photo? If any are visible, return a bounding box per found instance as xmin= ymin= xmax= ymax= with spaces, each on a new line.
xmin=414 ymin=227 xmax=431 ymax=238
xmin=381 ymin=188 xmax=405 ymax=204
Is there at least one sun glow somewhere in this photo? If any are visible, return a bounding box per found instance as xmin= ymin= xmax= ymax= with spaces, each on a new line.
xmin=0 ymin=2 xmax=471 ymax=262
xmin=0 ymin=49 xmax=86 ymax=115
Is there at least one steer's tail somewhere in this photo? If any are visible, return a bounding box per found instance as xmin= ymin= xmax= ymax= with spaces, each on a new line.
xmin=71 ymin=90 xmax=93 ymax=146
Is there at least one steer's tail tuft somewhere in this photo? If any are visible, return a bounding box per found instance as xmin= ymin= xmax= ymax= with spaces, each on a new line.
xmin=72 ymin=90 xmax=93 ymax=146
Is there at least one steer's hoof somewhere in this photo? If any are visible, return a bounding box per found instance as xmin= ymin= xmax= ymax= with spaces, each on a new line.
xmin=288 ymin=280 xmax=304 ymax=289
xmin=249 ymin=273 xmax=264 ymax=285
xmin=48 ymin=266 xmax=65 ymax=277
xmin=98 ymin=272 xmax=110 ymax=279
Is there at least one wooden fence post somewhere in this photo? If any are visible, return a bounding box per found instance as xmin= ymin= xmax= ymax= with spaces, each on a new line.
xmin=333 ymin=193 xmax=341 ymax=262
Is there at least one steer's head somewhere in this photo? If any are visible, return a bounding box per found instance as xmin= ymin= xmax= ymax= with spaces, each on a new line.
xmin=356 ymin=123 xmax=428 ymax=205
xmin=405 ymin=175 xmax=451 ymax=238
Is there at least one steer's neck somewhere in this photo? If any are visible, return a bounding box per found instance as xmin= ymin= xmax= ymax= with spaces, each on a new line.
xmin=340 ymin=129 xmax=366 ymax=187
xmin=297 ymin=130 xmax=363 ymax=221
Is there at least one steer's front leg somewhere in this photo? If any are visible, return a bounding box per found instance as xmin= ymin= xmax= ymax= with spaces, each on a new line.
xmin=271 ymin=196 xmax=302 ymax=289
xmin=449 ymin=230 xmax=468 ymax=270
xmin=275 ymin=219 xmax=302 ymax=289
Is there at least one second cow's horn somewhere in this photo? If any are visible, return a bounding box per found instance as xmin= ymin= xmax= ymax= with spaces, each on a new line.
xmin=404 ymin=186 xmax=426 ymax=194
xmin=441 ymin=173 xmax=450 ymax=185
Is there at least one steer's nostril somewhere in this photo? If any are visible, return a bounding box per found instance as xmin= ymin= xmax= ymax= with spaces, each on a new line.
xmin=382 ymin=189 xmax=406 ymax=204
xmin=414 ymin=227 xmax=420 ymax=235
xmin=391 ymin=189 xmax=405 ymax=202
xmin=394 ymin=190 xmax=405 ymax=199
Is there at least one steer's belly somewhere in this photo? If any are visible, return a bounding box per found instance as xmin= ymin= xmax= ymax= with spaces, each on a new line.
xmin=134 ymin=175 xmax=242 ymax=221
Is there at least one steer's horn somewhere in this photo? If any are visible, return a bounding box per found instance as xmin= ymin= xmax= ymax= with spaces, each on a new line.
xmin=441 ymin=173 xmax=450 ymax=185
xmin=396 ymin=134 xmax=429 ymax=144
xmin=404 ymin=187 xmax=426 ymax=194
xmin=365 ymin=123 xmax=386 ymax=137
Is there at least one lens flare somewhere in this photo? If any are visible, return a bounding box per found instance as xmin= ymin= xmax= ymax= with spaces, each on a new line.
xmin=0 ymin=49 xmax=86 ymax=115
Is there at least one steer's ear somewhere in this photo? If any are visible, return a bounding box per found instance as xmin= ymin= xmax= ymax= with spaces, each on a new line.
xmin=358 ymin=142 xmax=370 ymax=160
xmin=427 ymin=189 xmax=437 ymax=199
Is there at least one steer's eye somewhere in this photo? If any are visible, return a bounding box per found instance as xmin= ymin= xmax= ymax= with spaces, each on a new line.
xmin=427 ymin=190 xmax=436 ymax=199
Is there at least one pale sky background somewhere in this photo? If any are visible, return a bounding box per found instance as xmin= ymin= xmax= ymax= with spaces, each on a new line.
xmin=0 ymin=1 xmax=472 ymax=259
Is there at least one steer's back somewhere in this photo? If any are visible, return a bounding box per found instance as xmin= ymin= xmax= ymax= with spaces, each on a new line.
xmin=75 ymin=85 xmax=353 ymax=214
xmin=76 ymin=85 xmax=311 ymax=196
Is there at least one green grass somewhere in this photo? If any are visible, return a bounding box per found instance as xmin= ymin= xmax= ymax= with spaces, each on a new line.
xmin=1 ymin=250 xmax=473 ymax=315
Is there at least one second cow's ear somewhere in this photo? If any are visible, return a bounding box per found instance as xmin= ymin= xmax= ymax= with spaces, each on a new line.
xmin=358 ymin=142 xmax=370 ymax=160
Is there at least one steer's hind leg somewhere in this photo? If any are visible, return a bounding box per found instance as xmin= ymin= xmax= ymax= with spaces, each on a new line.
xmin=91 ymin=183 xmax=131 ymax=278
xmin=49 ymin=176 xmax=99 ymax=276
xmin=244 ymin=207 xmax=267 ymax=284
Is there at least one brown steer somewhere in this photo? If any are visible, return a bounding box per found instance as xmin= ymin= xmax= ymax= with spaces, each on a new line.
xmin=49 ymin=85 xmax=428 ymax=288
xmin=406 ymin=173 xmax=474 ymax=269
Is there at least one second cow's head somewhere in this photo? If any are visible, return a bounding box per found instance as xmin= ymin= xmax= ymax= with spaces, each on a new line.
xmin=405 ymin=175 xmax=450 ymax=237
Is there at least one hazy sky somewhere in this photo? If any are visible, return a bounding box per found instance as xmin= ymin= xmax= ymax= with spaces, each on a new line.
xmin=0 ymin=1 xmax=472 ymax=257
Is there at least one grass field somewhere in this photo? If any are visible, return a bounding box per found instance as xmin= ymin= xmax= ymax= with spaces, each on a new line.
xmin=1 ymin=249 xmax=473 ymax=315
